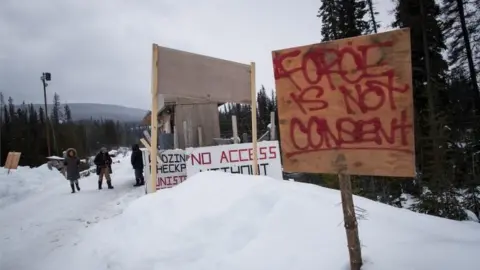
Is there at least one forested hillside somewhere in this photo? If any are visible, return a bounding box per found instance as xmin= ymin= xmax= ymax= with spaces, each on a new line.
xmin=0 ymin=92 xmax=144 ymax=166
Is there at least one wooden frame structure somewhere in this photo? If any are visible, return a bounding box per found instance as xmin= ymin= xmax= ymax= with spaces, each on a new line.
xmin=147 ymin=44 xmax=259 ymax=193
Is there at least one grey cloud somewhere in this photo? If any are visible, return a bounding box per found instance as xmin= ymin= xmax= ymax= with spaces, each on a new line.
xmin=1 ymin=0 xmax=395 ymax=109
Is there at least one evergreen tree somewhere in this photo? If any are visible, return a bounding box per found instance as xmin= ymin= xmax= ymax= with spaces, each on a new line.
xmin=257 ymin=86 xmax=271 ymax=132
xmin=338 ymin=0 xmax=370 ymax=37
xmin=64 ymin=104 xmax=72 ymax=122
xmin=442 ymin=0 xmax=480 ymax=103
xmin=51 ymin=93 xmax=62 ymax=125
xmin=318 ymin=0 xmax=371 ymax=41
xmin=393 ymin=0 xmax=466 ymax=220
xmin=318 ymin=0 xmax=341 ymax=41
xmin=366 ymin=0 xmax=380 ymax=33
xmin=39 ymin=107 xmax=45 ymax=124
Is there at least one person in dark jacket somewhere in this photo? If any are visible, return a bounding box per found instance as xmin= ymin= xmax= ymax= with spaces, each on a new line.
xmin=131 ymin=144 xmax=145 ymax=187
xmin=94 ymin=147 xmax=114 ymax=190
xmin=64 ymin=148 xmax=81 ymax=193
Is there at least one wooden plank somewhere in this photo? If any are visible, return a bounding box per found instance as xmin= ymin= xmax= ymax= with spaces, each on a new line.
xmin=272 ymin=28 xmax=415 ymax=177
xmin=250 ymin=62 xmax=258 ymax=175
xmin=156 ymin=46 xmax=251 ymax=104
xmin=140 ymin=138 xmax=151 ymax=149
xmin=198 ymin=126 xmax=203 ymax=146
xmin=174 ymin=98 xmax=220 ymax=148
xmin=150 ymin=44 xmax=160 ymax=194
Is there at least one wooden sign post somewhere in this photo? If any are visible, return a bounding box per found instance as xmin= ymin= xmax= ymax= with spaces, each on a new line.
xmin=250 ymin=62 xmax=259 ymax=175
xmin=272 ymin=28 xmax=415 ymax=270
xmin=149 ymin=44 xmax=160 ymax=194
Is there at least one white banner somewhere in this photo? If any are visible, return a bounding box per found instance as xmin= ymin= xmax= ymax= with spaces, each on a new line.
xmin=156 ymin=149 xmax=187 ymax=189
xmin=186 ymin=141 xmax=283 ymax=180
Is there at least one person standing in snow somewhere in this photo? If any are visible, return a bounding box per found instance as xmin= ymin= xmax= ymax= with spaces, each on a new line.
xmin=94 ymin=147 xmax=114 ymax=190
xmin=63 ymin=148 xmax=81 ymax=193
xmin=130 ymin=144 xmax=145 ymax=187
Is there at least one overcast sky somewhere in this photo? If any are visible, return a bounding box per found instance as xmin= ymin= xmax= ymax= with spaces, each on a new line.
xmin=0 ymin=0 xmax=395 ymax=110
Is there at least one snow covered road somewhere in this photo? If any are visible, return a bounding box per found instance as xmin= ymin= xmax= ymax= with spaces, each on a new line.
xmin=0 ymin=156 xmax=144 ymax=270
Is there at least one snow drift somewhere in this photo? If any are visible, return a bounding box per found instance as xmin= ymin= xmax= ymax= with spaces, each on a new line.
xmin=0 ymin=164 xmax=65 ymax=208
xmin=43 ymin=171 xmax=480 ymax=270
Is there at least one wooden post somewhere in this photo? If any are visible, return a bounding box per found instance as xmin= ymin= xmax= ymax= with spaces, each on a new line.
xmin=335 ymin=154 xmax=363 ymax=270
xmin=149 ymin=44 xmax=160 ymax=194
xmin=141 ymin=148 xmax=151 ymax=195
xmin=188 ymin=120 xmax=193 ymax=147
xmin=165 ymin=114 xmax=172 ymax=133
xmin=250 ymin=62 xmax=258 ymax=175
xmin=270 ymin=111 xmax=276 ymax=140
xmin=183 ymin=121 xmax=188 ymax=148
xmin=198 ymin=126 xmax=203 ymax=146
xmin=232 ymin=115 xmax=239 ymax=144
xmin=173 ymin=126 xmax=178 ymax=149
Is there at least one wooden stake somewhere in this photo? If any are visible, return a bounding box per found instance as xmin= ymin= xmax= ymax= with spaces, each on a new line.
xmin=183 ymin=121 xmax=188 ymax=148
xmin=188 ymin=120 xmax=193 ymax=147
xmin=232 ymin=115 xmax=239 ymax=144
xmin=250 ymin=62 xmax=258 ymax=175
xmin=173 ymin=126 xmax=178 ymax=149
xmin=336 ymin=155 xmax=363 ymax=270
xmin=140 ymin=138 xmax=151 ymax=149
xmin=198 ymin=126 xmax=203 ymax=146
xmin=149 ymin=44 xmax=160 ymax=194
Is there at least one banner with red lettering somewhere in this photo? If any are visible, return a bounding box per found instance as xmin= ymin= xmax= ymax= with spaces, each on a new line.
xmin=185 ymin=141 xmax=283 ymax=180
xmin=156 ymin=149 xmax=187 ymax=189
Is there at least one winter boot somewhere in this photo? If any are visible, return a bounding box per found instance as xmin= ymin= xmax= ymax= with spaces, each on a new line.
xmin=107 ymin=181 xmax=114 ymax=189
xmin=98 ymin=181 xmax=102 ymax=190
xmin=70 ymin=183 xmax=76 ymax=193
xmin=76 ymin=182 xmax=81 ymax=191
xmin=139 ymin=176 xmax=145 ymax=186
xmin=133 ymin=178 xmax=141 ymax=187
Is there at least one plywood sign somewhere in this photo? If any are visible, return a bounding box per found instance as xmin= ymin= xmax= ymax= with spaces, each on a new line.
xmin=155 ymin=45 xmax=252 ymax=104
xmin=272 ymin=28 xmax=415 ymax=177
xmin=4 ymin=152 xmax=21 ymax=170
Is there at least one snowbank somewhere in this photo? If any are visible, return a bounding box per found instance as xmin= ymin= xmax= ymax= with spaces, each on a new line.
xmin=45 ymin=171 xmax=480 ymax=270
xmin=0 ymin=164 xmax=65 ymax=209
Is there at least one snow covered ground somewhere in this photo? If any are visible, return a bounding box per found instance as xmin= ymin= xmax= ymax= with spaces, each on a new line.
xmin=0 ymin=154 xmax=145 ymax=270
xmin=1 ymin=156 xmax=480 ymax=270
xmin=0 ymin=164 xmax=62 ymax=209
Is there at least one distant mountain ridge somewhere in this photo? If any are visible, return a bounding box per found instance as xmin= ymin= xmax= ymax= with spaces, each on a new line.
xmin=15 ymin=103 xmax=148 ymax=122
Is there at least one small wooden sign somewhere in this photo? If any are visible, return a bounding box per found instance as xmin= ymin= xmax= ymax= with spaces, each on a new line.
xmin=4 ymin=152 xmax=21 ymax=173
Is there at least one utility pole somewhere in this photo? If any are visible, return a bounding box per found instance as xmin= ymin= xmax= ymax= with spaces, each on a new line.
xmin=41 ymin=72 xmax=52 ymax=157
